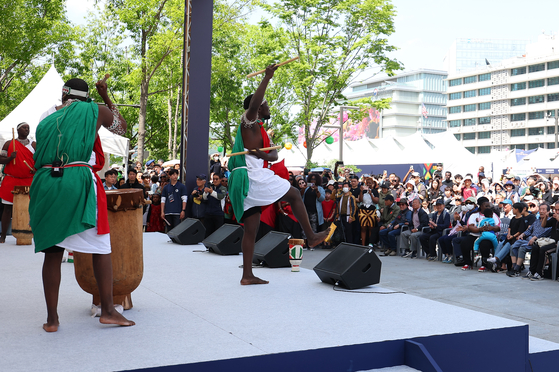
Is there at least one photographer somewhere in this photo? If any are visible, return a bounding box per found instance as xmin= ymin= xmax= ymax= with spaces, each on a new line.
xmin=189 ymin=174 xmax=208 ymax=223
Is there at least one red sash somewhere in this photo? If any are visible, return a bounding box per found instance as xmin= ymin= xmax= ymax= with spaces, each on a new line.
xmin=92 ymin=137 xmax=109 ymax=235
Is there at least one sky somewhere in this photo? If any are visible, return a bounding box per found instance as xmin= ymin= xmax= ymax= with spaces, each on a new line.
xmin=66 ymin=0 xmax=559 ymax=81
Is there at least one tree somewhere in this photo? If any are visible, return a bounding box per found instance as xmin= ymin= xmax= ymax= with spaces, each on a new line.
xmin=261 ymin=0 xmax=402 ymax=165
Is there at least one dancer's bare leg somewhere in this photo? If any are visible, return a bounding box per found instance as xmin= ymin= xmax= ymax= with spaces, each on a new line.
xmin=281 ymin=187 xmax=329 ymax=247
xmin=240 ymin=211 xmax=268 ymax=285
xmin=0 ymin=204 xmax=12 ymax=243
xmin=92 ymin=254 xmax=135 ymax=326
xmin=42 ymin=250 xmax=64 ymax=332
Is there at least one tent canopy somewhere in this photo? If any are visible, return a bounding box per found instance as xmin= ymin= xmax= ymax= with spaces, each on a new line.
xmin=0 ymin=65 xmax=129 ymax=158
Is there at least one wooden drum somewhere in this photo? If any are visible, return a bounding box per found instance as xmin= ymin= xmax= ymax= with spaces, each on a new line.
xmin=74 ymin=189 xmax=144 ymax=310
xmin=12 ymin=186 xmax=32 ymax=245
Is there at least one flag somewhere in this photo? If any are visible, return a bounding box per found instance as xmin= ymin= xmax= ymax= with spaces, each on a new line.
xmin=421 ymin=103 xmax=428 ymax=119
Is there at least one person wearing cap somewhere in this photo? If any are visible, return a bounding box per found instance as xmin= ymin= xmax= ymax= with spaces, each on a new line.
xmin=160 ymin=168 xmax=188 ymax=231
xmin=0 ymin=122 xmax=36 ymax=243
xmin=400 ymin=199 xmax=430 ymax=258
xmin=419 ymin=199 xmax=450 ymax=260
xmin=411 ymin=172 xmax=427 ymax=201
xmin=189 ymin=174 xmax=208 ymax=222
xmin=460 ymin=175 xmax=476 ymax=200
xmin=30 ymin=76 xmax=134 ymax=331
xmin=402 ymin=179 xmax=419 ymax=205
xmin=499 ymin=199 xmax=514 ymax=219
xmin=380 ymin=197 xmax=411 ymax=256
xmin=503 ymin=180 xmax=519 ymax=203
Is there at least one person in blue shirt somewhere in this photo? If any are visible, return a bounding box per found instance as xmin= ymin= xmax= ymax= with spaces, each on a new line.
xmin=160 ymin=169 xmax=188 ymax=231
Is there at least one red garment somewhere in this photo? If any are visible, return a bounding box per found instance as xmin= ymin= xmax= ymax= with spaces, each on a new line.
xmin=260 ymin=202 xmax=278 ymax=228
xmin=0 ymin=140 xmax=35 ymax=203
xmin=146 ymin=204 xmax=165 ymax=232
xmin=322 ymin=199 xmax=336 ymax=221
xmin=258 ymin=121 xmax=271 ymax=168
xmin=92 ymin=137 xmax=110 ymax=235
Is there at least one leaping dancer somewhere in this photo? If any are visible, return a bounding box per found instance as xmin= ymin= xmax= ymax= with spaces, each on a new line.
xmin=228 ymin=64 xmax=329 ymax=285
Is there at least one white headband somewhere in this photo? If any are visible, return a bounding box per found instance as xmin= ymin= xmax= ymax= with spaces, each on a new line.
xmin=62 ymin=85 xmax=89 ymax=98
xmin=16 ymin=122 xmax=28 ymax=130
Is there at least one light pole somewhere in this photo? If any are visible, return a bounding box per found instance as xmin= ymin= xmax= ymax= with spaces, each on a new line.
xmin=546 ymin=109 xmax=559 ymax=149
xmin=324 ymin=105 xmax=359 ymax=163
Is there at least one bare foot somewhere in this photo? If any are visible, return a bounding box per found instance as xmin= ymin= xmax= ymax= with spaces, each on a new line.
xmin=99 ymin=310 xmax=135 ymax=327
xmin=43 ymin=318 xmax=59 ymax=332
xmin=307 ymin=229 xmax=330 ymax=248
xmin=241 ymin=275 xmax=269 ymax=285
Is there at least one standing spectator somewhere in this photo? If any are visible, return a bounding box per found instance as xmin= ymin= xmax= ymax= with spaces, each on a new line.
xmin=349 ymin=175 xmax=362 ymax=244
xmin=146 ymin=193 xmax=165 ymax=233
xmin=335 ymin=181 xmax=357 ymax=243
xmin=412 ymin=172 xmax=427 ymax=201
xmin=189 ymin=174 xmax=207 ymax=223
xmin=150 ymin=175 xmax=159 ymax=194
xmin=441 ymin=171 xmax=453 ymax=191
xmin=202 ymin=173 xmax=227 ymax=237
xmin=461 ymin=175 xmax=476 ymax=200
xmin=209 ymin=153 xmax=221 ymax=176
xmin=359 ymin=177 xmax=380 ymax=248
xmin=121 ymin=169 xmax=145 ymax=193
xmin=504 ymin=181 xmax=519 ymax=202
xmin=427 ymin=179 xmax=442 ymax=211
xmin=103 ymin=169 xmax=118 ymax=190
xmin=321 ymin=189 xmax=336 ymax=228
xmin=433 ymin=163 xmax=443 ymax=180
xmin=302 ymin=173 xmax=326 ymax=247
xmin=160 ymin=169 xmax=188 ymax=231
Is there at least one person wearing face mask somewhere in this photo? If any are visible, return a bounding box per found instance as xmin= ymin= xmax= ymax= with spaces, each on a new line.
xmin=209 ymin=153 xmax=222 ymax=176
xmin=335 ymin=181 xmax=357 ymax=243
xmin=452 ymin=196 xmax=478 ymax=266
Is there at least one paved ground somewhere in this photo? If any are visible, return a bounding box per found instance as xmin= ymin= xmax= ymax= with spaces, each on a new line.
xmin=301 ymin=247 xmax=559 ymax=344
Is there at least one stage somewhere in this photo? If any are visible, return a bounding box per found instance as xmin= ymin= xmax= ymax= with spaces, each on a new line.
xmin=0 ymin=232 xmax=558 ymax=371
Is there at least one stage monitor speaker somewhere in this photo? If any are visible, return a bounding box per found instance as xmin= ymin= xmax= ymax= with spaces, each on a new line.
xmin=202 ymin=224 xmax=244 ymax=255
xmin=167 ymin=218 xmax=206 ymax=245
xmin=253 ymin=231 xmax=292 ymax=268
xmin=313 ymin=243 xmax=381 ymax=289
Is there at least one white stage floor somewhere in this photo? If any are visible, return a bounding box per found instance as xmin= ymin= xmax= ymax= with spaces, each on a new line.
xmin=0 ymin=233 xmax=549 ymax=371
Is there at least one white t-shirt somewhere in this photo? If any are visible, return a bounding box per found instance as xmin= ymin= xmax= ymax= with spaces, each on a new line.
xmin=467 ymin=211 xmax=501 ymax=237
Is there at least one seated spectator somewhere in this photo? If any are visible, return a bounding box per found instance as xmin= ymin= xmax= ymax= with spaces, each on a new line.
xmin=421 ymin=200 xmax=430 ymax=214
xmin=402 ymin=180 xmax=419 ymax=205
xmin=378 ymin=194 xmax=399 ymax=255
xmin=499 ymin=199 xmax=514 ymax=219
xmin=146 ymin=193 xmax=165 ymax=232
xmin=504 ymin=181 xmax=519 ymax=202
xmin=419 ymin=199 xmax=450 ymax=260
xmin=335 ymin=181 xmax=357 ymax=243
xmin=399 ymin=198 xmax=429 ymax=258
xmin=380 ymin=198 xmax=411 ymax=256
xmin=473 ymin=208 xmax=498 ymax=253
xmin=526 ymin=204 xmax=559 ymax=280
xmin=427 ymin=179 xmax=442 ymax=212
xmin=443 ymin=187 xmax=454 ymax=210
xmin=461 ymin=175 xmax=476 ymax=200
xmin=202 ymin=173 xmax=227 ymax=237
xmin=440 ymin=171 xmax=453 ymax=192
xmin=103 ymin=169 xmax=118 ymax=190
xmin=506 ymin=203 xmax=551 ymax=277
xmin=459 ymin=196 xmax=500 ymax=272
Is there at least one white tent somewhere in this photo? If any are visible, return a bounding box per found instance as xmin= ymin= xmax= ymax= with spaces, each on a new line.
xmin=0 ymin=65 xmax=129 ymax=158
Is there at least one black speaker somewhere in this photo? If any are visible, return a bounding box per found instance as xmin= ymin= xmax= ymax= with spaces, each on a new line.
xmin=202 ymin=224 xmax=244 ymax=255
xmin=253 ymin=231 xmax=292 ymax=268
xmin=313 ymin=243 xmax=382 ymax=289
xmin=168 ymin=218 xmax=206 ymax=245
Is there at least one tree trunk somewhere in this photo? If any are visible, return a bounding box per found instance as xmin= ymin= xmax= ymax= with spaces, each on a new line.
xmin=137 ymin=31 xmax=148 ymax=165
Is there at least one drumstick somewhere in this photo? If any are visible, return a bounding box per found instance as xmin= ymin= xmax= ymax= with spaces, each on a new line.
xmin=163 ymin=218 xmax=171 ymax=226
xmin=246 ymin=56 xmax=300 ymax=78
xmin=11 ymin=128 xmax=15 ymax=165
xmin=23 ymin=160 xmax=34 ymax=172
xmin=226 ymin=145 xmax=283 ymax=157
xmin=100 ymin=73 xmax=110 ymax=83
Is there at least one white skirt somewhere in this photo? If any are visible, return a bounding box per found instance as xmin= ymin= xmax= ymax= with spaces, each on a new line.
xmin=243 ymin=153 xmax=291 ymax=211
xmin=57 ymin=153 xmax=111 ymax=254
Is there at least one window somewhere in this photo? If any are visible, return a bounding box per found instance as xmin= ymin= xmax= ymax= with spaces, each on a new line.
xmin=548 ymin=143 xmax=556 ymax=149
xmin=548 ymin=126 xmax=555 ymax=134
xmin=449 ymin=120 xmax=461 ymax=128
xmin=548 ymin=93 xmax=559 ymax=102
xmin=549 ymin=77 xmax=559 ymax=86
xmin=529 ymin=79 xmax=545 ymax=89
xmin=463 ymin=118 xmax=476 ymax=126
xmin=547 ymin=110 xmax=556 ymax=118
xmin=511 ymin=82 xmax=526 ymax=91
xmin=454 ymin=134 xmax=461 ymax=140
xmin=529 ymin=111 xmax=545 ymax=120
xmin=511 ymin=113 xmax=526 ymax=121
xmin=464 ymin=76 xmax=477 ymax=84
xmin=511 ymin=67 xmax=526 ymax=76
xmin=449 ymin=78 xmax=462 ymax=87
xmin=478 ymin=131 xmax=491 ymax=139
xmin=464 ymin=104 xmax=476 ymax=112
xmin=479 ymin=117 xmax=491 ymax=124
xmin=463 ymin=133 xmax=475 ymax=140
xmin=548 ymin=61 xmax=559 ymax=70
xmin=478 ymin=146 xmax=491 ymax=154
xmin=479 ymin=73 xmax=491 ymax=82
xmin=528 ymin=143 xmax=543 ymax=150
xmin=449 ymin=106 xmax=461 ymax=114
xmin=449 ymin=92 xmax=462 ymax=100
xmin=478 ymin=102 xmax=491 ymax=110
xmin=529 ymin=95 xmax=544 ymax=104
xmin=464 ymin=90 xmax=476 ymax=98
xmin=528 ymin=127 xmax=544 ymax=135
xmin=511 ymin=97 xmax=526 ymax=106
xmin=479 ymin=88 xmax=491 ymax=96
xmin=466 ymin=147 xmax=475 ymax=154
xmin=529 ymin=63 xmax=545 ymax=73
xmin=510 ymin=128 xmax=526 ymax=137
